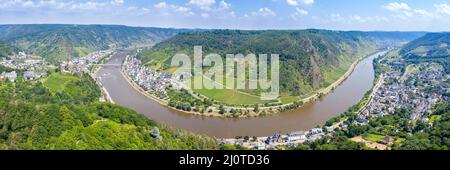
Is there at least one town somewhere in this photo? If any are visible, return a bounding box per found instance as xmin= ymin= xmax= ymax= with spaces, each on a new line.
xmin=1 ymin=50 xmax=113 ymax=83
xmin=59 ymin=50 xmax=114 ymax=76
xmin=123 ymin=55 xmax=174 ymax=100
xmin=221 ymin=52 xmax=449 ymax=150
xmin=0 ymin=51 xmax=51 ymax=82
xmin=360 ymin=63 xmax=447 ymax=121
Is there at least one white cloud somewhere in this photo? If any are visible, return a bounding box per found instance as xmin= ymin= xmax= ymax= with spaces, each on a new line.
xmin=0 ymin=0 xmax=62 ymax=9
xmin=291 ymin=7 xmax=308 ymax=19
xmin=349 ymin=15 xmax=364 ymax=23
xmin=218 ymin=0 xmax=231 ymax=10
xmin=70 ymin=2 xmax=108 ymax=10
xmin=111 ymin=0 xmax=124 ymax=6
xmin=252 ymin=7 xmax=276 ymax=17
xmin=124 ymin=6 xmax=151 ymax=16
xmin=413 ymin=9 xmax=435 ymax=18
xmin=295 ymin=8 xmax=308 ymax=15
xmin=154 ymin=2 xmax=194 ymax=16
xmin=287 ymin=0 xmax=314 ymax=6
xmin=328 ymin=13 xmax=389 ymax=24
xmin=175 ymin=6 xmax=190 ymax=13
xmin=383 ymin=2 xmax=410 ymax=11
xmin=330 ymin=13 xmax=341 ymax=18
xmin=189 ymin=0 xmax=215 ymax=11
xmin=329 ymin=13 xmax=344 ymax=22
xmin=287 ymin=0 xmax=299 ymax=6
xmin=382 ymin=2 xmax=436 ymax=19
xmin=0 ymin=0 xmax=112 ymax=10
xmin=154 ymin=2 xmax=168 ymax=9
xmin=201 ymin=13 xmax=209 ymax=18
xmin=435 ymin=3 xmax=450 ymax=15
xmin=228 ymin=11 xmax=236 ymax=17
xmin=303 ymin=0 xmax=314 ymax=5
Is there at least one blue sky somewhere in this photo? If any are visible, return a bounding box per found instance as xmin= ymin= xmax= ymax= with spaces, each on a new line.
xmin=0 ymin=0 xmax=449 ymax=31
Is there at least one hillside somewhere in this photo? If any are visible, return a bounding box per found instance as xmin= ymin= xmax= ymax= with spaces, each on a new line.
xmin=400 ymin=33 xmax=450 ymax=73
xmin=138 ymin=29 xmax=378 ymax=103
xmin=0 ymin=42 xmax=17 ymax=58
xmin=0 ymin=24 xmax=188 ymax=63
xmin=0 ymin=72 xmax=218 ymax=150
xmin=365 ymin=31 xmax=426 ymax=48
xmin=400 ymin=33 xmax=450 ymax=57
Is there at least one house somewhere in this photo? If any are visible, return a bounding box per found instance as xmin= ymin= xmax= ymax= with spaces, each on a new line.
xmin=308 ymin=128 xmax=324 ymax=137
xmin=254 ymin=142 xmax=266 ymax=150
xmin=2 ymin=71 xmax=17 ymax=82
xmin=340 ymin=121 xmax=350 ymax=128
xmin=356 ymin=117 xmax=369 ymax=124
xmin=325 ymin=126 xmax=335 ymax=132
xmin=23 ymin=71 xmax=47 ymax=81
xmin=99 ymin=97 xmax=106 ymax=102
xmin=286 ymin=131 xmax=306 ymax=142
xmin=382 ymin=136 xmax=394 ymax=145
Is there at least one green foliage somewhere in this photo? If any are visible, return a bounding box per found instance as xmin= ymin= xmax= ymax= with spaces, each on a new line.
xmin=167 ymin=89 xmax=213 ymax=112
xmin=0 ymin=73 xmax=218 ymax=150
xmin=400 ymin=33 xmax=450 ymax=73
xmin=0 ymin=65 xmax=14 ymax=73
xmin=0 ymin=42 xmax=17 ymax=58
xmin=293 ymin=135 xmax=368 ymax=150
xmin=44 ymin=73 xmax=79 ymax=93
xmin=138 ymin=29 xmax=377 ymax=97
xmin=395 ymin=101 xmax=450 ymax=150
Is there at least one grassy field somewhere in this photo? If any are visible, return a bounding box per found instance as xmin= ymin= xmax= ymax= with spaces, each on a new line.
xmin=322 ymin=65 xmax=349 ymax=87
xmin=44 ymin=72 xmax=79 ymax=93
xmin=430 ymin=115 xmax=442 ymax=123
xmin=162 ymin=55 xmax=354 ymax=106
xmin=188 ymin=74 xmax=272 ymax=105
xmin=141 ymin=52 xmax=358 ymax=106
xmin=362 ymin=134 xmax=385 ymax=143
xmin=405 ymin=64 xmax=420 ymax=74
xmin=187 ymin=64 xmax=350 ymax=105
xmin=195 ymin=88 xmax=268 ymax=105
xmin=280 ymin=96 xmax=300 ymax=104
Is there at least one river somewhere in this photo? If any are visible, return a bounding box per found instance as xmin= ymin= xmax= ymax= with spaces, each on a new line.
xmin=97 ymin=51 xmax=385 ymax=138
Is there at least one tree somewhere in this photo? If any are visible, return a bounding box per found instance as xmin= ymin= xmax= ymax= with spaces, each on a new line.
xmin=219 ymin=105 xmax=225 ymax=115
xmin=253 ymin=104 xmax=259 ymax=112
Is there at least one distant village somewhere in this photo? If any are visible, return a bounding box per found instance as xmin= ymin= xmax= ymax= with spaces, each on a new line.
xmin=123 ymin=56 xmax=175 ymax=100
xmin=0 ymin=51 xmax=51 ymax=82
xmin=59 ymin=50 xmax=114 ymax=76
xmin=1 ymin=50 xmax=113 ymax=82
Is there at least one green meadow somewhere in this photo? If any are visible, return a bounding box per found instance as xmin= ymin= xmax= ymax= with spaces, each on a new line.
xmin=43 ymin=72 xmax=79 ymax=93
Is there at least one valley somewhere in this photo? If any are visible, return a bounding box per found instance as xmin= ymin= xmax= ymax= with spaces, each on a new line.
xmin=0 ymin=24 xmax=448 ymax=150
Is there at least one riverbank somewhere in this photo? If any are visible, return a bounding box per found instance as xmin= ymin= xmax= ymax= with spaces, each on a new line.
xmin=119 ymin=51 xmax=381 ymax=118
xmin=224 ymin=52 xmax=388 ymax=148
xmin=97 ymin=50 xmax=381 ymax=137
xmin=120 ymin=66 xmax=225 ymax=117
xmin=90 ymin=51 xmax=115 ymax=104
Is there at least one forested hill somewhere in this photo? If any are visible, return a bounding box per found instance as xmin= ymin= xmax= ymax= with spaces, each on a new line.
xmin=0 ymin=42 xmax=17 ymax=58
xmin=138 ymin=29 xmax=378 ymax=96
xmin=399 ymin=33 xmax=450 ymax=73
xmin=0 ymin=24 xmax=189 ymax=63
xmin=400 ymin=32 xmax=450 ymax=57
xmin=365 ymin=31 xmax=426 ymax=48
xmin=0 ymin=72 xmax=218 ymax=150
